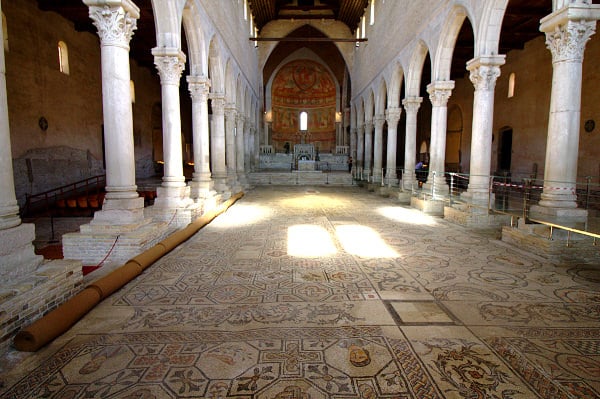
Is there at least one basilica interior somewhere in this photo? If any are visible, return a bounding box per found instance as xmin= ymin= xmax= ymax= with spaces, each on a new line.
xmin=1 ymin=1 xmax=600 ymax=398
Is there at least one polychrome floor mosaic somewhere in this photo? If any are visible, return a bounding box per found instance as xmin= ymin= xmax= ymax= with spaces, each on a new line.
xmin=1 ymin=185 xmax=600 ymax=398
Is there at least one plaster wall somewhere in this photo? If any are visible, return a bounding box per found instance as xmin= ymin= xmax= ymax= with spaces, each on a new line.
xmin=3 ymin=0 xmax=161 ymax=205
xmin=198 ymin=0 xmax=260 ymax=98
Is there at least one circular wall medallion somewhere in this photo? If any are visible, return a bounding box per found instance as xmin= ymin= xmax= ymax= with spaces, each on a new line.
xmin=38 ymin=116 xmax=48 ymax=131
xmin=584 ymin=119 xmax=595 ymax=133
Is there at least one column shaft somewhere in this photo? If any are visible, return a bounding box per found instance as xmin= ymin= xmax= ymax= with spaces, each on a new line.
xmin=385 ymin=108 xmax=402 ymax=181
xmin=187 ymin=75 xmax=214 ymax=198
xmin=426 ymin=81 xmax=454 ymax=196
xmin=153 ymin=50 xmax=186 ymax=188
xmin=372 ymin=115 xmax=385 ymax=180
xmin=356 ymin=124 xmax=364 ymax=169
xmin=402 ymin=97 xmax=422 ymax=190
xmin=210 ymin=95 xmax=229 ymax=193
xmin=364 ymin=121 xmax=373 ymax=175
xmin=465 ymin=57 xmax=504 ymax=204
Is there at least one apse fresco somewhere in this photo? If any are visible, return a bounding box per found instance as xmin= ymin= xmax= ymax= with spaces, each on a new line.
xmin=271 ymin=59 xmax=337 ymax=152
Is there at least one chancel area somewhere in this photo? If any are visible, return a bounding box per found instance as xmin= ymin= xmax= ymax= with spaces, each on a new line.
xmin=1 ymin=1 xmax=600 ymax=397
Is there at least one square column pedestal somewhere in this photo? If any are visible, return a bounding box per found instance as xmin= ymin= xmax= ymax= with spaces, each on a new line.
xmin=148 ymin=185 xmax=203 ymax=228
xmin=63 ymin=197 xmax=171 ymax=266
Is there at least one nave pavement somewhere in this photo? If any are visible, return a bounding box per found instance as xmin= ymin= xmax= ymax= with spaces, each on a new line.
xmin=1 ymin=186 xmax=599 ymax=398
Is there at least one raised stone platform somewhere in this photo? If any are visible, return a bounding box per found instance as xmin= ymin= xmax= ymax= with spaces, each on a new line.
xmin=0 ymin=258 xmax=82 ymax=353
xmin=249 ymin=171 xmax=353 ymax=186
xmin=62 ymin=218 xmax=171 ymax=266
xmin=502 ymin=222 xmax=600 ymax=263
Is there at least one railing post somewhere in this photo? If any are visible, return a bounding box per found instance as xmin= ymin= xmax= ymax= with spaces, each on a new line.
xmin=449 ymin=173 xmax=454 ymax=206
xmin=586 ymin=176 xmax=591 ymax=210
xmin=523 ymin=178 xmax=531 ymax=223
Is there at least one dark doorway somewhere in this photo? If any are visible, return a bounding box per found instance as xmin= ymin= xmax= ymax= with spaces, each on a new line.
xmin=498 ymin=127 xmax=513 ymax=172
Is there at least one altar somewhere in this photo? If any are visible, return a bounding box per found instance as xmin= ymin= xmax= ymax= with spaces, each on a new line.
xmin=298 ymin=160 xmax=316 ymax=171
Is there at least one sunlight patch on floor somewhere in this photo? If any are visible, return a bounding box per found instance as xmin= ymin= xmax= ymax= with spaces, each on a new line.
xmin=287 ymin=224 xmax=338 ymax=257
xmin=335 ymin=225 xmax=399 ymax=258
xmin=377 ymin=206 xmax=438 ymax=226
xmin=214 ymin=204 xmax=272 ymax=227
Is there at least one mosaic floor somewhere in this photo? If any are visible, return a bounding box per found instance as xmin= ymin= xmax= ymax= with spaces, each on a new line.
xmin=2 ymin=185 xmax=600 ymax=398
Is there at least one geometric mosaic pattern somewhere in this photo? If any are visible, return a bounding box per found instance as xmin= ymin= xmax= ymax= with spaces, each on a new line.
xmin=1 ymin=186 xmax=600 ymax=398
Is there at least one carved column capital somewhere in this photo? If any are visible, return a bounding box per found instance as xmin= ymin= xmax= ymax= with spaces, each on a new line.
xmin=86 ymin=3 xmax=138 ymax=48
xmin=373 ymin=114 xmax=386 ymax=130
xmin=427 ymin=81 xmax=455 ymax=107
xmin=468 ymin=64 xmax=502 ymax=92
xmin=385 ymin=107 xmax=402 ymax=126
xmin=187 ymin=75 xmax=210 ymax=102
xmin=153 ymin=50 xmax=186 ymax=86
xmin=364 ymin=120 xmax=374 ymax=132
xmin=209 ymin=93 xmax=226 ymax=116
xmin=545 ymin=19 xmax=596 ymax=63
xmin=402 ymin=97 xmax=423 ymax=115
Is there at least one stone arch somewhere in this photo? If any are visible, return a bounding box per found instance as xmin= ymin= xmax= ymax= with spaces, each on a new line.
xmin=224 ymin=60 xmax=237 ymax=103
xmin=477 ymin=0 xmax=509 ymax=56
xmin=151 ymin=0 xmax=185 ymax=49
xmin=406 ymin=40 xmax=430 ymax=97
xmin=388 ymin=61 xmax=405 ymax=108
xmin=182 ymin=1 xmax=208 ymax=77
xmin=365 ymin=90 xmax=375 ymax=122
xmin=375 ymin=78 xmax=387 ymax=116
xmin=208 ymin=36 xmax=225 ymax=93
xmin=432 ymin=5 xmax=473 ymax=81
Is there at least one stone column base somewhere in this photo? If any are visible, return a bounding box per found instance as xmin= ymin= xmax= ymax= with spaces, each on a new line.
xmin=444 ymin=204 xmax=512 ymax=228
xmin=0 ymin=258 xmax=82 ymax=354
xmin=530 ymin=204 xmax=588 ymax=222
xmin=410 ymin=196 xmax=445 ymax=216
xmin=395 ymin=191 xmax=412 ymax=204
xmin=422 ymin=175 xmax=449 ymax=198
xmin=63 ymin=218 xmax=171 ymax=266
xmin=0 ymin=223 xmax=43 ymax=282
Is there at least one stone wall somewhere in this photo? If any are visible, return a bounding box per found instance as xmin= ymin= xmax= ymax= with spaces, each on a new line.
xmin=4 ymin=0 xmax=161 ymax=206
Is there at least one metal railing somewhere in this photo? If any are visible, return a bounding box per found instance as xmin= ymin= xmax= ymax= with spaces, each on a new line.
xmin=442 ymin=171 xmax=600 ymax=243
xmin=21 ymin=175 xmax=106 ymax=217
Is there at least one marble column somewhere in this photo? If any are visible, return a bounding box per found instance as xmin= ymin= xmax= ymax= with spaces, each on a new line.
xmin=385 ymin=107 xmax=402 ymax=183
xmin=187 ymin=75 xmax=216 ymax=201
xmin=236 ymin=115 xmax=247 ymax=186
xmin=463 ymin=56 xmax=504 ymax=205
xmin=224 ymin=104 xmax=239 ymax=191
xmin=350 ymin=127 xmax=357 ymax=160
xmin=533 ymin=3 xmax=599 ymax=218
xmin=363 ymin=120 xmax=374 ymax=176
xmin=372 ymin=114 xmax=385 ymax=181
xmin=152 ymin=48 xmax=191 ymax=208
xmin=356 ymin=124 xmax=365 ymax=171
xmin=425 ymin=81 xmax=454 ymax=196
xmin=402 ymin=97 xmax=422 ymax=190
xmin=85 ymin=0 xmax=144 ymax=225
xmin=0 ymin=0 xmax=42 ymax=280
xmin=210 ymin=94 xmax=230 ymax=195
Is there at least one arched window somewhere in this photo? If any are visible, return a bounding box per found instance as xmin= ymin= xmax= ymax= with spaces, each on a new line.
xmin=361 ymin=16 xmax=366 ymax=38
xmin=370 ymin=0 xmax=376 ymax=25
xmin=58 ymin=41 xmax=69 ymax=75
xmin=2 ymin=12 xmax=8 ymax=52
xmin=300 ymin=111 xmax=308 ymax=131
xmin=508 ymin=73 xmax=516 ymax=98
xmin=130 ymin=80 xmax=135 ymax=103
xmin=243 ymin=0 xmax=248 ymax=20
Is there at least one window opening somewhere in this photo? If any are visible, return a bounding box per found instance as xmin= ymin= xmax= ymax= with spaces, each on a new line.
xmin=58 ymin=41 xmax=69 ymax=75
xmin=370 ymin=0 xmax=375 ymax=25
xmin=300 ymin=111 xmax=308 ymax=131
xmin=508 ymin=72 xmax=515 ymax=98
